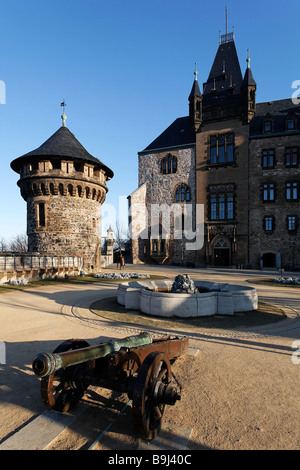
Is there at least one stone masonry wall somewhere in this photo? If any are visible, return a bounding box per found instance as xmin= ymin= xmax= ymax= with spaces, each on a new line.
xmin=196 ymin=118 xmax=250 ymax=267
xmin=135 ymin=146 xmax=197 ymax=265
xmin=27 ymin=194 xmax=102 ymax=271
xmin=249 ymin=134 xmax=300 ymax=269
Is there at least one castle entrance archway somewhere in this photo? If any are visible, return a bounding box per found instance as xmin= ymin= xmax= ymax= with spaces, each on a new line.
xmin=212 ymin=236 xmax=231 ymax=267
xmin=263 ymin=252 xmax=276 ymax=268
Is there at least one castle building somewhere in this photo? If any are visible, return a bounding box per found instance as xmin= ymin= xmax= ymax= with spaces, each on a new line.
xmin=129 ymin=30 xmax=300 ymax=270
xmin=10 ymin=112 xmax=113 ymax=272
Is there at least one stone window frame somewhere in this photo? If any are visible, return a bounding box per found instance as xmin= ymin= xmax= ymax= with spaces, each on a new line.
xmin=285 ymin=181 xmax=299 ymax=201
xmin=209 ymin=133 xmax=235 ymax=166
xmin=207 ymin=184 xmax=236 ymax=222
xmin=262 ymin=182 xmax=276 ymax=202
xmin=262 ymin=148 xmax=276 ymax=169
xmin=35 ymin=200 xmax=47 ymax=229
xmin=285 ymin=147 xmax=299 ymax=168
xmin=287 ymin=215 xmax=298 ymax=233
xmin=160 ymin=154 xmax=177 ymax=175
xmin=263 ymin=215 xmax=275 ymax=233
xmin=174 ymin=183 xmax=191 ymax=203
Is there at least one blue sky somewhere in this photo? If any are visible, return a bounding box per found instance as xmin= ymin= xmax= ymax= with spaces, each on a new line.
xmin=1 ymin=0 xmax=299 ymax=242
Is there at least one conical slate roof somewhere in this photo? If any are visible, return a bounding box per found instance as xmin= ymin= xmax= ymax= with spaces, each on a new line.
xmin=11 ymin=125 xmax=114 ymax=178
xmin=241 ymin=66 xmax=256 ymax=88
xmin=203 ymin=40 xmax=243 ymax=97
xmin=189 ymin=78 xmax=202 ymax=100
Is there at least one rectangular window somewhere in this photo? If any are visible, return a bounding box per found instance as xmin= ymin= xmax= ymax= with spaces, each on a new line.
xmin=264 ymin=121 xmax=272 ymax=133
xmin=227 ymin=142 xmax=234 ymax=162
xmin=38 ymin=203 xmax=45 ymax=227
xmin=227 ymin=195 xmax=234 ymax=220
xmin=209 ymin=134 xmax=234 ymax=164
xmin=263 ymin=183 xmax=275 ymax=201
xmin=264 ymin=216 xmax=273 ymax=232
xmin=209 ymin=192 xmax=234 ymax=221
xmin=262 ymin=149 xmax=275 ymax=168
xmin=218 ymin=137 xmax=225 ymax=163
xmin=286 ymin=182 xmax=298 ymax=200
xmin=285 ymin=147 xmax=298 ymax=167
xmin=288 ymin=216 xmax=296 ymax=231
xmin=210 ymin=137 xmax=217 ymax=164
xmin=210 ymin=196 xmax=217 ymax=220
xmin=218 ymin=196 xmax=225 ymax=219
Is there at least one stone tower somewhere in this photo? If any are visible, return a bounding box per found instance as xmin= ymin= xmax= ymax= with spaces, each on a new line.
xmin=10 ymin=113 xmax=114 ymax=272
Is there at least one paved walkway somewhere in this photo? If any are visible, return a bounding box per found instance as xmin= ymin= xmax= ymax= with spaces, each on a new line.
xmin=0 ymin=264 xmax=299 ymax=450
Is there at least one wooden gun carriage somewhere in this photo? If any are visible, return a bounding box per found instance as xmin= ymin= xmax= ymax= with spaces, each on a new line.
xmin=32 ymin=332 xmax=189 ymax=440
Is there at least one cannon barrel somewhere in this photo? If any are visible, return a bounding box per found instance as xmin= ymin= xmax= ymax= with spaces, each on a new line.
xmin=32 ymin=332 xmax=153 ymax=378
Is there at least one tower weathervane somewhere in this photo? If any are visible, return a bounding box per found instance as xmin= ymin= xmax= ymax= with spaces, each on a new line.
xmin=60 ymin=101 xmax=67 ymax=127
xmin=194 ymin=62 xmax=198 ymax=81
xmin=247 ymin=49 xmax=251 ymax=68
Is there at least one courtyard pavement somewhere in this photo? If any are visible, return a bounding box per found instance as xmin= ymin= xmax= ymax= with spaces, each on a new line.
xmin=0 ymin=264 xmax=299 ymax=450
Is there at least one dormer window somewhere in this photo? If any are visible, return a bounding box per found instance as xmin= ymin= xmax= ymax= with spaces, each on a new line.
xmin=264 ymin=120 xmax=272 ymax=133
xmin=286 ymin=113 xmax=296 ymax=131
xmin=263 ymin=114 xmax=273 ymax=134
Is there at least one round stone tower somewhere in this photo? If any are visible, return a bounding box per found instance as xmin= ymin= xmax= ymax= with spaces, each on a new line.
xmin=10 ymin=114 xmax=114 ymax=272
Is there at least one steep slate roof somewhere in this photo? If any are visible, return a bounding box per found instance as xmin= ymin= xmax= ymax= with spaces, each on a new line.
xmin=203 ymin=40 xmax=243 ymax=98
xmin=189 ymin=78 xmax=202 ymax=99
xmin=241 ymin=66 xmax=256 ymax=88
xmin=138 ymin=117 xmax=196 ymax=154
xmin=11 ymin=126 xmax=114 ymax=178
xmin=250 ymin=98 xmax=300 ymax=138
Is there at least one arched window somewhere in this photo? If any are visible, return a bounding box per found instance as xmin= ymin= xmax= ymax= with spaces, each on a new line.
xmin=174 ymin=184 xmax=192 ymax=202
xmin=168 ymin=155 xmax=172 ymax=173
xmin=59 ymin=183 xmax=64 ymax=195
xmin=161 ymin=154 xmax=177 ymax=174
xmin=77 ymin=186 xmax=82 ymax=197
xmin=67 ymin=184 xmax=73 ymax=196
xmin=49 ymin=183 xmax=55 ymax=195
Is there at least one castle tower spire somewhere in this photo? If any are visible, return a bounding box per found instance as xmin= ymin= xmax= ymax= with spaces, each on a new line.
xmin=241 ymin=49 xmax=256 ymax=123
xmin=189 ymin=62 xmax=202 ymax=131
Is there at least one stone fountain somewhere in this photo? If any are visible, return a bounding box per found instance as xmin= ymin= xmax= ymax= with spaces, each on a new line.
xmin=117 ymin=274 xmax=258 ymax=318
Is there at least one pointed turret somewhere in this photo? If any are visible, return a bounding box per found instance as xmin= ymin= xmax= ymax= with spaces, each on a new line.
xmin=189 ymin=63 xmax=202 ymax=131
xmin=203 ymin=39 xmax=243 ymax=99
xmin=241 ymin=50 xmax=256 ymax=123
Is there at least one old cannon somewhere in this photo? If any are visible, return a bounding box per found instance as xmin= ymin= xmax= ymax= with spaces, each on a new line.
xmin=32 ymin=332 xmax=189 ymax=440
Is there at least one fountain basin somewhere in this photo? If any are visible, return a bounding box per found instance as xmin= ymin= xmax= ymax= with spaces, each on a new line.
xmin=117 ymin=279 xmax=258 ymax=317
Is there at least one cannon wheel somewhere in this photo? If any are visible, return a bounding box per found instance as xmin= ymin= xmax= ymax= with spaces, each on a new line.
xmin=41 ymin=339 xmax=90 ymax=413
xmin=132 ymin=352 xmax=172 ymax=440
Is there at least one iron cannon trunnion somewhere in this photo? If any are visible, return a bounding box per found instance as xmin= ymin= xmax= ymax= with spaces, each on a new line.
xmin=32 ymin=332 xmax=189 ymax=440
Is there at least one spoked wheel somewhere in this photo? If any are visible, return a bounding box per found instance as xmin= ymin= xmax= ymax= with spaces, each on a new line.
xmin=41 ymin=339 xmax=90 ymax=413
xmin=132 ymin=352 xmax=181 ymax=440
